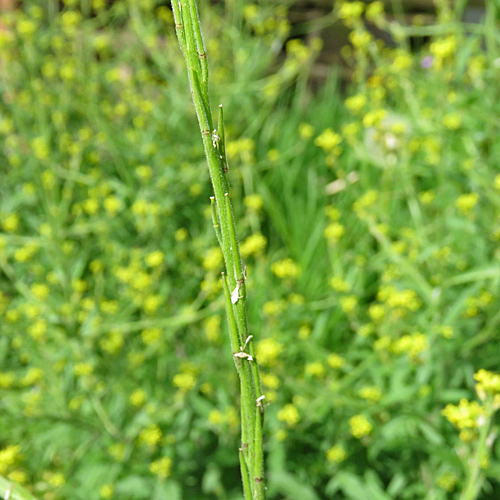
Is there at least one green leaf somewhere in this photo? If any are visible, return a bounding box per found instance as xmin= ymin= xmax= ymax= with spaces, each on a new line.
xmin=326 ymin=471 xmax=367 ymax=500
xmin=115 ymin=476 xmax=152 ymax=499
xmin=153 ymin=480 xmax=182 ymax=500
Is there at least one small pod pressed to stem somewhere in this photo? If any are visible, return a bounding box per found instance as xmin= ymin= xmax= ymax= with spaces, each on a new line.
xmin=171 ymin=1 xmax=266 ymax=499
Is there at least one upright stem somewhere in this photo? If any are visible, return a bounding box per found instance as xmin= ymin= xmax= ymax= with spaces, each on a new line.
xmin=459 ymin=400 xmax=494 ymax=500
xmin=171 ymin=2 xmax=266 ymax=499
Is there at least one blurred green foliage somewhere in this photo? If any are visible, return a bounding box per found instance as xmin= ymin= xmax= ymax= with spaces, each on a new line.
xmin=1 ymin=1 xmax=500 ymax=499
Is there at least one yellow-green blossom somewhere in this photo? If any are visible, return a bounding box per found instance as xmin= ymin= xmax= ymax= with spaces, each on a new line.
xmin=349 ymin=414 xmax=372 ymax=438
xmin=277 ymin=404 xmax=300 ymax=428
xmin=326 ymin=444 xmax=347 ymax=463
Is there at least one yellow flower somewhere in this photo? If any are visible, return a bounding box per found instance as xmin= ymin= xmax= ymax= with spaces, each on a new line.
xmin=340 ymin=295 xmax=358 ymax=314
xmin=8 ymin=470 xmax=28 ymax=484
xmin=1 ymin=213 xmax=20 ymax=233
xmin=366 ymin=1 xmax=384 ymax=22
xmin=0 ymin=372 xmax=15 ymax=389
xmin=391 ymin=332 xmax=429 ymax=359
xmin=74 ymin=363 xmax=93 ymax=377
xmin=136 ymin=165 xmax=153 ymax=180
xmin=419 ymin=190 xmax=435 ymax=205
xmin=349 ymin=414 xmax=372 ymax=438
xmin=261 ymin=373 xmax=280 ymax=389
xmin=150 ymin=457 xmax=172 ymax=479
xmin=130 ymin=272 xmax=152 ymax=291
xmin=103 ymin=196 xmax=123 ymax=216
xmin=175 ymin=228 xmax=188 ymax=241
xmin=494 ymin=174 xmax=500 ymax=192
xmin=31 ymin=136 xmax=49 ymax=160
xmin=455 ymin=193 xmax=479 ymax=215
xmin=31 ymin=283 xmax=49 ymax=300
xmin=442 ymin=399 xmax=485 ymax=431
xmin=100 ymin=484 xmax=114 ymax=499
xmin=28 ymin=319 xmax=47 ymax=341
xmin=338 ymin=1 xmax=364 ymax=21
xmin=244 ymin=194 xmax=264 ymax=211
xmin=440 ymin=326 xmax=454 ymax=339
xmin=203 ymin=247 xmax=223 ymax=271
xmin=100 ymin=300 xmax=118 ymax=314
xmin=437 ymin=472 xmax=458 ymax=492
xmin=99 ymin=330 xmax=124 ymax=354
xmin=326 ymin=444 xmax=347 ymax=463
xmin=305 ymin=362 xmax=325 ymax=377
xmin=271 ymin=258 xmax=300 ymax=279
xmin=139 ymin=424 xmax=162 ymax=447
xmin=144 ymin=295 xmax=162 ymax=314
xmin=474 ymin=369 xmax=500 ymax=399
xmin=278 ymin=404 xmax=300 ymax=428
xmin=298 ymin=324 xmax=311 ymax=340
xmin=350 ymin=30 xmax=372 ymax=49
xmin=345 ymin=94 xmax=367 ymax=114
xmin=324 ymin=223 xmax=345 ymax=243
xmin=314 ymin=128 xmax=342 ymax=152
xmin=209 ymin=409 xmax=224 ymax=425
xmin=44 ymin=471 xmax=65 ymax=487
xmin=141 ymin=327 xmax=161 ymax=345
xmin=330 ymin=277 xmax=350 ymax=293
xmin=240 ymin=232 xmax=267 ymax=258
xmin=256 ymin=338 xmax=284 ymax=366
xmin=72 ymin=279 xmax=88 ymax=293
xmin=443 ymin=113 xmax=462 ymax=130
xmin=328 ymin=353 xmax=345 ymax=369
xmin=359 ymin=386 xmax=382 ymax=403
xmin=204 ymin=315 xmax=221 ymax=342
xmin=130 ymin=388 xmax=147 ymax=407
xmin=299 ymin=123 xmax=314 ymax=140
xmin=173 ymin=372 xmax=196 ymax=392
xmin=368 ymin=304 xmax=385 ymax=323
xmin=0 ymin=445 xmax=22 ymax=474
xmin=22 ymin=367 xmax=43 ymax=386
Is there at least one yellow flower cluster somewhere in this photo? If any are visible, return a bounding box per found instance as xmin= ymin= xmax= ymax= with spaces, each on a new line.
xmin=256 ymin=338 xmax=284 ymax=366
xmin=455 ymin=192 xmax=479 ymax=216
xmin=328 ymin=353 xmax=345 ymax=369
xmin=326 ymin=444 xmax=347 ymax=463
xmin=442 ymin=399 xmax=485 ymax=442
xmin=150 ymin=457 xmax=172 ymax=479
xmin=324 ymin=223 xmax=345 ymax=243
xmin=474 ymin=369 xmax=500 ymax=402
xmin=330 ymin=276 xmax=351 ymax=293
xmin=278 ymin=403 xmax=300 ymax=428
xmin=353 ymin=190 xmax=378 ymax=219
xmin=129 ymin=388 xmax=147 ymax=407
xmin=391 ymin=332 xmax=429 ymax=360
xmin=226 ymin=137 xmax=255 ymax=164
xmin=430 ymin=35 xmax=456 ymax=68
xmin=437 ymin=472 xmax=458 ymax=492
xmin=305 ymin=362 xmax=325 ymax=378
xmin=359 ymin=386 xmax=382 ymax=403
xmin=240 ymin=232 xmax=267 ymax=258
xmin=138 ymin=424 xmax=162 ymax=447
xmin=100 ymin=484 xmax=114 ymax=499
xmin=315 ymin=128 xmax=342 ymax=153
xmin=173 ymin=371 xmax=197 ymax=393
xmin=244 ymin=194 xmax=264 ymax=211
xmin=271 ymin=258 xmax=301 ymax=279
xmin=0 ymin=445 xmax=22 ymax=474
xmin=349 ymin=414 xmax=372 ymax=438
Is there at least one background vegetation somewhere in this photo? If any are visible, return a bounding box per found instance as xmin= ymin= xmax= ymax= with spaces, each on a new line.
xmin=0 ymin=1 xmax=500 ymax=499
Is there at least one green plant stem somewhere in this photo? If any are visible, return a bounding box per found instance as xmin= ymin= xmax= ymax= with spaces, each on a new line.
xmin=0 ymin=475 xmax=39 ymax=500
xmin=171 ymin=1 xmax=265 ymax=498
xmin=459 ymin=400 xmax=494 ymax=500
